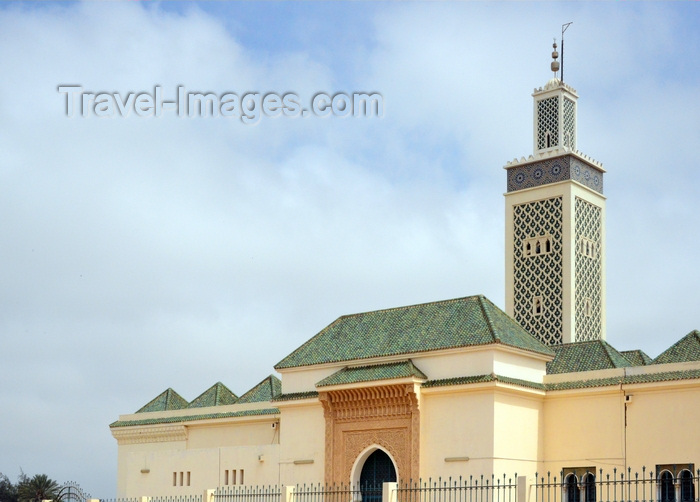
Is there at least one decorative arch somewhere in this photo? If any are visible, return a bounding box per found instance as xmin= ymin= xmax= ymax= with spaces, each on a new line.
xmin=563 ymin=473 xmax=580 ymax=502
xmin=658 ymin=470 xmax=675 ymax=502
xmin=351 ymin=445 xmax=399 ymax=488
xmin=679 ymin=470 xmax=694 ymax=502
xmin=581 ymin=472 xmax=596 ymax=502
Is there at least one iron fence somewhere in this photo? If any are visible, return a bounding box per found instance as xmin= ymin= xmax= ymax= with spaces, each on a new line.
xmin=396 ymin=475 xmax=519 ymax=502
xmin=534 ymin=467 xmax=699 ymax=502
xmin=214 ymin=485 xmax=281 ymax=502
xmin=292 ymin=483 xmax=364 ymax=502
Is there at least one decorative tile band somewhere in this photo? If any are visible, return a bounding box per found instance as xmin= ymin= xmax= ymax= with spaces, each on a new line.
xmin=507 ymin=154 xmax=604 ymax=194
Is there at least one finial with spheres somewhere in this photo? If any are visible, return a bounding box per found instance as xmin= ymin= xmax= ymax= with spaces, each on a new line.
xmin=551 ymin=39 xmax=560 ymax=77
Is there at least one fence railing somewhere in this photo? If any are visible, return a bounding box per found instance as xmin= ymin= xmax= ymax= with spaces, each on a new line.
xmin=533 ymin=467 xmax=699 ymax=502
xmin=293 ymin=483 xmax=364 ymax=502
xmin=396 ymin=475 xmax=519 ymax=502
xmin=214 ymin=485 xmax=281 ymax=502
xmin=105 ymin=467 xmax=700 ymax=502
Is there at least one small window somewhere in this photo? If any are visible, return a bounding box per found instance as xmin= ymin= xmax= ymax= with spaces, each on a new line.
xmin=656 ymin=466 xmax=696 ymax=502
xmin=680 ymin=470 xmax=694 ymax=502
xmin=659 ymin=471 xmax=675 ymax=502
xmin=533 ymin=296 xmax=544 ymax=316
xmin=584 ymin=298 xmax=592 ymax=317
xmin=523 ymin=235 xmax=553 ymax=258
xmin=187 ymin=472 xmax=191 ymax=487
xmin=582 ymin=472 xmax=596 ymax=502
xmin=565 ymin=474 xmax=580 ymax=502
xmin=563 ymin=468 xmax=596 ymax=502
xmin=579 ymin=238 xmax=597 ymax=259
xmin=240 ymin=469 xmax=245 ymax=485
xmin=173 ymin=472 xmax=177 ymax=487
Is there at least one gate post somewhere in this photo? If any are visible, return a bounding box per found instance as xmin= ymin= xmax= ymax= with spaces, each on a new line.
xmin=518 ymin=476 xmax=528 ymax=502
xmin=284 ymin=485 xmax=296 ymax=502
xmin=383 ymin=482 xmax=398 ymax=502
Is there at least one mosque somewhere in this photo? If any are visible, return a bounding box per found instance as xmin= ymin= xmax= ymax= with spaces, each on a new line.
xmin=110 ymin=47 xmax=700 ymax=499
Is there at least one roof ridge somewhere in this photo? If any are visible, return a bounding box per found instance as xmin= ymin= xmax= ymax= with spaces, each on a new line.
xmin=348 ymin=359 xmax=414 ymax=370
xmin=477 ymin=295 xmax=498 ymax=343
xmin=336 ymin=295 xmax=482 ymax=320
xmin=600 ymin=340 xmax=618 ymax=367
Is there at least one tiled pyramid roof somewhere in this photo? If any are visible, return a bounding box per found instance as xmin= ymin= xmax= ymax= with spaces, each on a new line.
xmin=275 ymin=295 xmax=553 ymax=369
xmin=620 ymin=349 xmax=653 ymax=366
xmin=653 ymin=330 xmax=700 ymax=364
xmin=136 ymin=388 xmax=189 ymax=413
xmin=546 ymin=340 xmax=632 ymax=374
xmin=237 ymin=375 xmax=282 ymax=403
xmin=189 ymin=382 xmax=238 ymax=408
xmin=317 ymin=360 xmax=428 ymax=387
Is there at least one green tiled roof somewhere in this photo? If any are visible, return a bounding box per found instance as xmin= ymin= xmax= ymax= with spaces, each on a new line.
xmin=546 ymin=369 xmax=700 ymax=391
xmin=110 ymin=408 xmax=280 ymax=428
xmin=272 ymin=391 xmax=319 ymax=402
xmin=136 ymin=388 xmax=189 ymax=413
xmin=546 ymin=340 xmax=632 ymax=374
xmin=620 ymin=349 xmax=653 ymax=366
xmin=237 ymin=375 xmax=282 ymax=403
xmin=422 ymin=373 xmax=545 ymax=391
xmin=189 ymin=382 xmax=238 ymax=408
xmin=317 ymin=360 xmax=427 ymax=387
xmin=275 ymin=295 xmax=553 ymax=369
xmin=653 ymin=330 xmax=700 ymax=364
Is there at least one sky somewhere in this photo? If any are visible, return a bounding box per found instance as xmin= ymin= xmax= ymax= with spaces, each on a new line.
xmin=0 ymin=1 xmax=699 ymax=498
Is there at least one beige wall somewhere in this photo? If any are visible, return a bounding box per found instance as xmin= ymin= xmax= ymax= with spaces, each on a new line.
xmin=542 ymin=388 xmax=625 ymax=474
xmin=622 ymin=381 xmax=700 ymax=468
xmin=493 ymin=390 xmax=544 ymax=477
xmin=277 ymin=400 xmax=326 ymax=485
xmin=420 ymin=386 xmax=495 ymax=479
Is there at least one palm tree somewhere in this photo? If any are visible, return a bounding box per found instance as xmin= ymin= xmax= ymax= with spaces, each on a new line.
xmin=17 ymin=475 xmax=62 ymax=502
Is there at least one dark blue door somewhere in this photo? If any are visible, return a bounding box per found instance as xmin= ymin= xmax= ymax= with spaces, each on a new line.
xmin=360 ymin=450 xmax=397 ymax=502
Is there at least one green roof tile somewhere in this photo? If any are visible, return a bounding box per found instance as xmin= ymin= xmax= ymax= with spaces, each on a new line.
xmin=272 ymin=391 xmax=319 ymax=402
xmin=547 ymin=340 xmax=632 ymax=374
xmin=136 ymin=388 xmax=189 ymax=413
xmin=189 ymin=382 xmax=239 ymax=408
xmin=620 ymin=349 xmax=653 ymax=366
xmin=237 ymin=375 xmax=282 ymax=403
xmin=110 ymin=408 xmax=280 ymax=428
xmin=317 ymin=360 xmax=428 ymax=387
xmin=422 ymin=374 xmax=545 ymax=391
xmin=546 ymin=369 xmax=700 ymax=391
xmin=275 ymin=295 xmax=553 ymax=369
xmin=653 ymin=330 xmax=700 ymax=364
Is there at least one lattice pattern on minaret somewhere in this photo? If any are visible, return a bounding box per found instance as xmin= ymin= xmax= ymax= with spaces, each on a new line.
xmin=575 ymin=197 xmax=602 ymax=341
xmin=513 ymin=197 xmax=563 ymax=345
xmin=537 ymin=97 xmax=559 ymax=150
xmin=563 ymin=97 xmax=576 ymax=150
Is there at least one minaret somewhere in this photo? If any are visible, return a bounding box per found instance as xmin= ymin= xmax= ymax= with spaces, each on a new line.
xmin=504 ymin=42 xmax=606 ymax=346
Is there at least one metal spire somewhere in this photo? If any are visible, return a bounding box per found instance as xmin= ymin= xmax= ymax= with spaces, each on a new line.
xmin=560 ymin=22 xmax=573 ymax=83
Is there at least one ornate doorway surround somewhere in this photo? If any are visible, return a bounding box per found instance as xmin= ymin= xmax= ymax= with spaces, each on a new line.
xmin=319 ymin=383 xmax=420 ymax=486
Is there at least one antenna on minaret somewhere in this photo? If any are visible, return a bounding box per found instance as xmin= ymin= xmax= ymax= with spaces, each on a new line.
xmin=560 ymin=22 xmax=573 ymax=83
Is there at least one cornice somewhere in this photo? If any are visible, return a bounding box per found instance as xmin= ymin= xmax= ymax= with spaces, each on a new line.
xmin=111 ymin=424 xmax=187 ymax=445
xmin=503 ymin=148 xmax=604 ymax=172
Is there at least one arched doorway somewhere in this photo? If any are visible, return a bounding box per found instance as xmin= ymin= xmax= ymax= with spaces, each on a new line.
xmin=359 ymin=449 xmax=397 ymax=502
